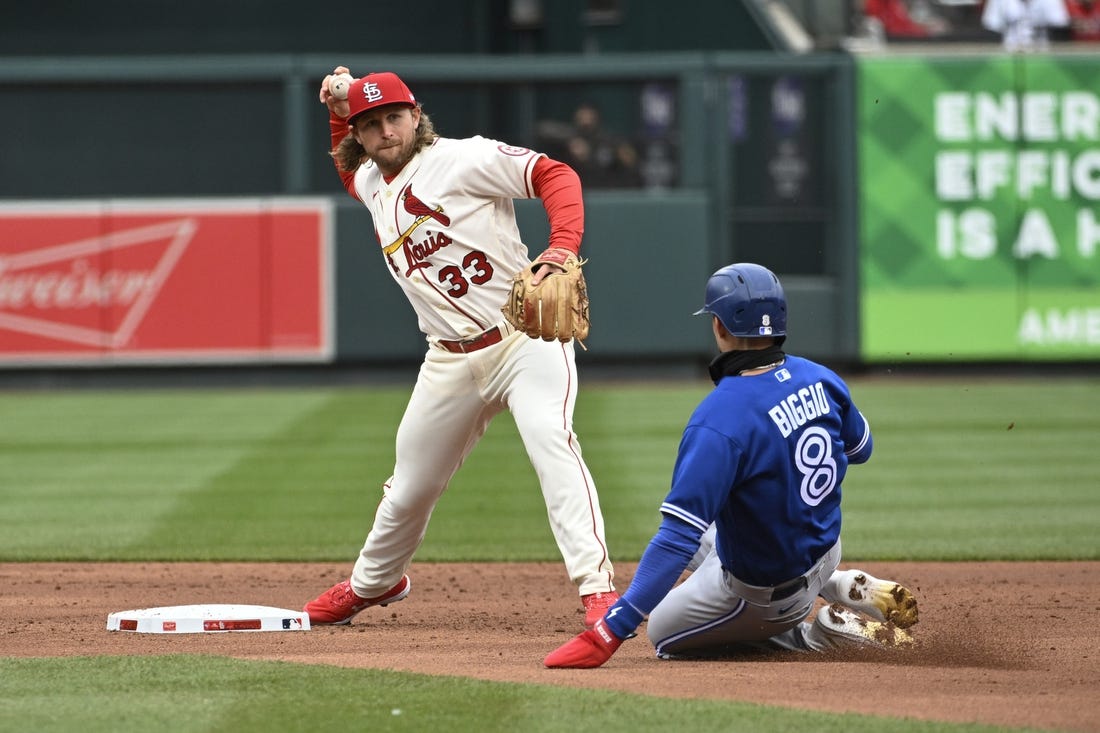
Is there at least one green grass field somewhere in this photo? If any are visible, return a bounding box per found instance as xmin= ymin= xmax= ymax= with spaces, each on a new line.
xmin=1 ymin=376 xmax=1096 ymax=732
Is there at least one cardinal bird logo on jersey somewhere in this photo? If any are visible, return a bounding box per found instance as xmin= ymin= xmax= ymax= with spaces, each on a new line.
xmin=402 ymin=185 xmax=450 ymax=227
xmin=383 ymin=184 xmax=454 ymax=277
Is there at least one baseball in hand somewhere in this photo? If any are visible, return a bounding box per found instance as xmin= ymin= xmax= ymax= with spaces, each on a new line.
xmin=329 ymin=73 xmax=354 ymax=100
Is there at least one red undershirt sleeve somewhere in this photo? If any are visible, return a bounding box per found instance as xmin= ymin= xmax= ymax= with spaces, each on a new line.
xmin=329 ymin=114 xmax=358 ymax=200
xmin=531 ymin=156 xmax=584 ymax=256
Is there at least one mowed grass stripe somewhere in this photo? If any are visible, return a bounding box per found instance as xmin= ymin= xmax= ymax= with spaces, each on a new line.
xmin=0 ymin=377 xmax=1097 ymax=563
xmin=0 ymin=655 xmax=1023 ymax=733
xmin=139 ymin=386 xmax=409 ymax=560
xmin=0 ymin=389 xmax=332 ymax=560
xmin=842 ymin=378 xmax=1100 ymax=560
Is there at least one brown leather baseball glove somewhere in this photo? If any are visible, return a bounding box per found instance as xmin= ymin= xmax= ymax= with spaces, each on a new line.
xmin=502 ymin=248 xmax=590 ymax=345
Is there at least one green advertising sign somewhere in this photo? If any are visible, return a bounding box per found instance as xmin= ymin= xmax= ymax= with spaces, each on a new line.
xmin=858 ymin=55 xmax=1100 ymax=361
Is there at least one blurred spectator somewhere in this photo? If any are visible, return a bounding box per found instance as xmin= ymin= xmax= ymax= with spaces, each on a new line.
xmin=1066 ymin=0 xmax=1100 ymax=39
xmin=981 ymin=0 xmax=1070 ymax=50
xmin=861 ymin=0 xmax=950 ymax=40
xmin=537 ymin=102 xmax=642 ymax=189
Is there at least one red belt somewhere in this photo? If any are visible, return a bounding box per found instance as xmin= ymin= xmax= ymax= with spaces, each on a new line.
xmin=437 ymin=326 xmax=504 ymax=354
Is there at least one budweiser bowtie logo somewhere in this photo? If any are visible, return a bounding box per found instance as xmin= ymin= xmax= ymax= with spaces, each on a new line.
xmin=0 ymin=218 xmax=195 ymax=348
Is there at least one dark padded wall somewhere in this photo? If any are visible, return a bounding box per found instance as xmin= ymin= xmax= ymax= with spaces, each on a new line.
xmin=2 ymin=1 xmax=770 ymax=57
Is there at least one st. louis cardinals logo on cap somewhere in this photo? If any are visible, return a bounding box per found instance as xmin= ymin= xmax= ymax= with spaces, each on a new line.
xmin=362 ymin=82 xmax=384 ymax=104
xmin=347 ymin=72 xmax=417 ymax=124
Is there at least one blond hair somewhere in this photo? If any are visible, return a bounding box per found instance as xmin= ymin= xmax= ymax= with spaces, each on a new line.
xmin=331 ymin=108 xmax=438 ymax=173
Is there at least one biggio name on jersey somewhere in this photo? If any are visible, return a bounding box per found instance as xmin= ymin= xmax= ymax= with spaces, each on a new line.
xmin=768 ymin=381 xmax=830 ymax=438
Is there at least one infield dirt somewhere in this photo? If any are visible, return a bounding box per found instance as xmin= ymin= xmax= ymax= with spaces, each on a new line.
xmin=2 ymin=561 xmax=1097 ymax=732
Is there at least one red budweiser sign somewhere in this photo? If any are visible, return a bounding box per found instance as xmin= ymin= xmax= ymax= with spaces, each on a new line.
xmin=0 ymin=199 xmax=332 ymax=365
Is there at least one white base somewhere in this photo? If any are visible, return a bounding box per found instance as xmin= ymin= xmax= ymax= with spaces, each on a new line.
xmin=107 ymin=604 xmax=311 ymax=633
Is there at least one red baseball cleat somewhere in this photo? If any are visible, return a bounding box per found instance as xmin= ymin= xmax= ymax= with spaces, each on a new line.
xmin=304 ymin=575 xmax=411 ymax=625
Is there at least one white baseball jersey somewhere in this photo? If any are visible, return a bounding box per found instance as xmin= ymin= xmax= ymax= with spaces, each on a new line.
xmin=351 ymin=136 xmax=541 ymax=341
xmin=982 ymin=0 xmax=1070 ymax=49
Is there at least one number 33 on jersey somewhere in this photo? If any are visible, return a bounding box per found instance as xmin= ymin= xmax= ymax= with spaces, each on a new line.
xmin=356 ymin=137 xmax=540 ymax=340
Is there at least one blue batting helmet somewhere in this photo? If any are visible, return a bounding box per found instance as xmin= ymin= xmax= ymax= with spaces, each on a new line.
xmin=693 ymin=263 xmax=787 ymax=338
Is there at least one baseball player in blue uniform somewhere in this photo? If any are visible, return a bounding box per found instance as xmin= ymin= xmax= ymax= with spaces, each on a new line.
xmin=545 ymin=263 xmax=919 ymax=668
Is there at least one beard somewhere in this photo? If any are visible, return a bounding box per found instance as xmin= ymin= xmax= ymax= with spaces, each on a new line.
xmin=370 ymin=139 xmax=416 ymax=175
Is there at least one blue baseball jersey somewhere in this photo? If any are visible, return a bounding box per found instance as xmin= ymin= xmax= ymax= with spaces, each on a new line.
xmin=660 ymin=355 xmax=872 ymax=586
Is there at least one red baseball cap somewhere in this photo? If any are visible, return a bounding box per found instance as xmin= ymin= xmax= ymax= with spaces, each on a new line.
xmin=346 ymin=72 xmax=417 ymax=124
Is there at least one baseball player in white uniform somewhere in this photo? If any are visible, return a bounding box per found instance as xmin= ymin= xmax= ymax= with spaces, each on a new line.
xmin=303 ymin=67 xmax=618 ymax=628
